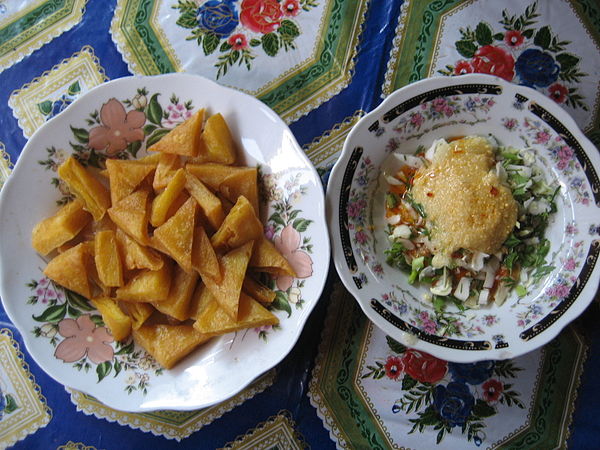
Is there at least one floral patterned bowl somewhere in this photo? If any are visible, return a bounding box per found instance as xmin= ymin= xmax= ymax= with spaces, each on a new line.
xmin=327 ymin=73 xmax=600 ymax=363
xmin=0 ymin=73 xmax=329 ymax=412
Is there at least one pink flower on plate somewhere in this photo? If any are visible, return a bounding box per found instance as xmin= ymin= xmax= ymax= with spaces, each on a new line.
xmin=273 ymin=224 xmax=313 ymax=291
xmin=88 ymin=98 xmax=145 ymax=155
xmin=564 ymin=258 xmax=576 ymax=271
xmin=535 ymin=131 xmax=551 ymax=145
xmin=54 ymin=315 xmax=114 ymax=364
xmin=410 ymin=112 xmax=424 ymax=128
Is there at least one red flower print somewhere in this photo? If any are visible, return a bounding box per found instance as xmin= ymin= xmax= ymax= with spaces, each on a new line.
xmin=548 ymin=83 xmax=568 ymax=103
xmin=385 ymin=356 xmax=404 ymax=380
xmin=88 ymin=98 xmax=145 ymax=155
xmin=454 ymin=60 xmax=474 ymax=75
xmin=282 ymin=0 xmax=300 ymax=16
xmin=240 ymin=0 xmax=283 ymax=34
xmin=54 ymin=315 xmax=114 ymax=364
xmin=482 ymin=379 xmax=503 ymax=402
xmin=273 ymin=224 xmax=313 ymax=291
xmin=402 ymin=349 xmax=447 ymax=384
xmin=471 ymin=45 xmax=515 ymax=81
xmin=504 ymin=30 xmax=524 ymax=47
xmin=228 ymin=33 xmax=248 ymax=50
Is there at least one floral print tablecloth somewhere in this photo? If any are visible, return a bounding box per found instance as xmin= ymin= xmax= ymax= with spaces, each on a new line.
xmin=0 ymin=0 xmax=599 ymax=449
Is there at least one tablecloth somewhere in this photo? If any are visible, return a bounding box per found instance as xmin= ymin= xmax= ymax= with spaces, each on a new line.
xmin=0 ymin=0 xmax=599 ymax=448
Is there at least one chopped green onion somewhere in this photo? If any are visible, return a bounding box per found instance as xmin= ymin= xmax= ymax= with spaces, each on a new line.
xmin=408 ymin=256 xmax=425 ymax=284
xmin=515 ymin=285 xmax=527 ymax=297
xmin=386 ymin=192 xmax=398 ymax=209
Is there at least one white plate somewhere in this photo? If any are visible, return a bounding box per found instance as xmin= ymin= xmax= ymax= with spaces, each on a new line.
xmin=0 ymin=73 xmax=329 ymax=412
xmin=327 ymin=73 xmax=600 ymax=363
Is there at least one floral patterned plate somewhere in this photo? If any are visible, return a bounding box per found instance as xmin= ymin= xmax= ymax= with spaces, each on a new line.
xmin=326 ymin=73 xmax=600 ymax=363
xmin=0 ymin=73 xmax=329 ymax=412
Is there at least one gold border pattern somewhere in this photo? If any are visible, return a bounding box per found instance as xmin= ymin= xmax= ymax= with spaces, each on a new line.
xmin=56 ymin=442 xmax=98 ymax=450
xmin=67 ymin=369 xmax=276 ymax=441
xmin=0 ymin=142 xmax=13 ymax=190
xmin=303 ymin=110 xmax=365 ymax=169
xmin=110 ymin=0 xmax=370 ymax=125
xmin=381 ymin=0 xmax=411 ymax=98
xmin=307 ymin=282 xmax=353 ymax=448
xmin=8 ymin=45 xmax=108 ymax=138
xmin=0 ymin=0 xmax=88 ymax=73
xmin=220 ymin=410 xmax=307 ymax=449
xmin=0 ymin=328 xmax=52 ymax=449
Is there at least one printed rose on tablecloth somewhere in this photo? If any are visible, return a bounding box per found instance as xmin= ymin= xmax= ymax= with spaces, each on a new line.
xmin=197 ymin=0 xmax=239 ymax=37
xmin=434 ymin=382 xmax=475 ymax=428
xmin=362 ymin=336 xmax=525 ymax=445
xmin=470 ymin=45 xmax=515 ymax=81
xmin=439 ymin=1 xmax=588 ymax=111
xmin=240 ymin=0 xmax=283 ymax=34
xmin=173 ymin=0 xmax=319 ymax=79
xmin=402 ymin=349 xmax=447 ymax=384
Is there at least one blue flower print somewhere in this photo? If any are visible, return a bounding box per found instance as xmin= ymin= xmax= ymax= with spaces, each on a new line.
xmin=515 ymin=49 xmax=560 ymax=88
xmin=434 ymin=382 xmax=475 ymax=427
xmin=449 ymin=360 xmax=495 ymax=385
xmin=50 ymin=95 xmax=73 ymax=119
xmin=197 ymin=1 xmax=239 ymax=37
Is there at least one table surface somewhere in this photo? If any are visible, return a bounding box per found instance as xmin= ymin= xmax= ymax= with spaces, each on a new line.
xmin=0 ymin=1 xmax=599 ymax=449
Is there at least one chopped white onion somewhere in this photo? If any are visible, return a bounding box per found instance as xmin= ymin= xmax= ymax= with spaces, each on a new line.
xmin=494 ymin=282 xmax=511 ymax=306
xmin=384 ymin=173 xmax=403 ymax=186
xmin=396 ymin=237 xmax=415 ymax=250
xmin=386 ymin=214 xmax=401 ymax=225
xmin=453 ymin=277 xmax=472 ymax=302
xmin=527 ymin=199 xmax=551 ymax=215
xmin=483 ymin=256 xmax=500 ymax=289
xmin=392 ymin=224 xmax=412 ymax=239
xmin=478 ymin=289 xmax=490 ymax=305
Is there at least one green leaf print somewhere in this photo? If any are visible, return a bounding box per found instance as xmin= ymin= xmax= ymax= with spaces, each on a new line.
xmin=401 ymin=374 xmax=418 ymax=390
xmin=37 ymin=100 xmax=53 ymax=116
xmin=473 ymin=399 xmax=496 ymax=418
xmin=67 ymin=81 xmax=81 ymax=96
xmin=475 ymin=22 xmax=493 ymax=46
xmin=534 ymin=25 xmax=551 ymax=49
xmin=279 ymin=19 xmax=300 ymax=39
xmin=203 ymin=32 xmax=220 ymax=55
xmin=146 ymin=128 xmax=171 ymax=147
xmin=147 ymin=93 xmax=163 ymax=125
xmin=455 ymin=39 xmax=477 ymax=58
xmin=556 ymin=53 xmax=579 ymax=71
xmin=70 ymin=125 xmax=89 ymax=144
xmin=32 ymin=304 xmax=67 ymax=323
xmin=272 ymin=291 xmax=292 ymax=317
xmin=96 ymin=361 xmax=112 ymax=382
xmin=386 ymin=335 xmax=407 ymax=354
xmin=261 ymin=33 xmax=280 ymax=57
xmin=4 ymin=394 xmax=18 ymax=414
xmin=176 ymin=10 xmax=197 ymax=29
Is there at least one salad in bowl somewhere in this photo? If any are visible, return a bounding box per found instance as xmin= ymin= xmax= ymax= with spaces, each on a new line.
xmin=381 ymin=135 xmax=559 ymax=313
xmin=327 ymin=74 xmax=600 ymax=362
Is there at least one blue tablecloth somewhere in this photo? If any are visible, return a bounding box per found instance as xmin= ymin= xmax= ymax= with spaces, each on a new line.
xmin=0 ymin=1 xmax=599 ymax=448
